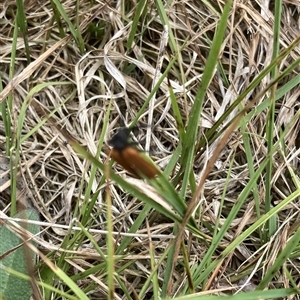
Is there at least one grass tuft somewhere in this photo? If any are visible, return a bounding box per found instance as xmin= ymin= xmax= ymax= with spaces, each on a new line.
xmin=1 ymin=0 xmax=300 ymax=299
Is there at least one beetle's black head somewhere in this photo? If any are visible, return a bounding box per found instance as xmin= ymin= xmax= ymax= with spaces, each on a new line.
xmin=108 ymin=128 xmax=131 ymax=151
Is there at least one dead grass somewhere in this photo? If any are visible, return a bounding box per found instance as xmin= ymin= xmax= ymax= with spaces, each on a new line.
xmin=1 ymin=0 xmax=300 ymax=299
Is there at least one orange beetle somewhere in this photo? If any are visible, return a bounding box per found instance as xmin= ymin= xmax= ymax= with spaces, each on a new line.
xmin=108 ymin=128 xmax=159 ymax=179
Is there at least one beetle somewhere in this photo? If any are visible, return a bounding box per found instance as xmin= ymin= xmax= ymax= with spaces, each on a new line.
xmin=108 ymin=128 xmax=159 ymax=179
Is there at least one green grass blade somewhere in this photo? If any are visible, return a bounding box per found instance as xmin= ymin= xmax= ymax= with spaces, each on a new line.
xmin=50 ymin=0 xmax=85 ymax=53
xmin=180 ymin=0 xmax=233 ymax=198
xmin=264 ymin=0 xmax=283 ymax=240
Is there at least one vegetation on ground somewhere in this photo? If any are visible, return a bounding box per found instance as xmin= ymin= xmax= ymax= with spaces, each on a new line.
xmin=1 ymin=0 xmax=300 ymax=299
